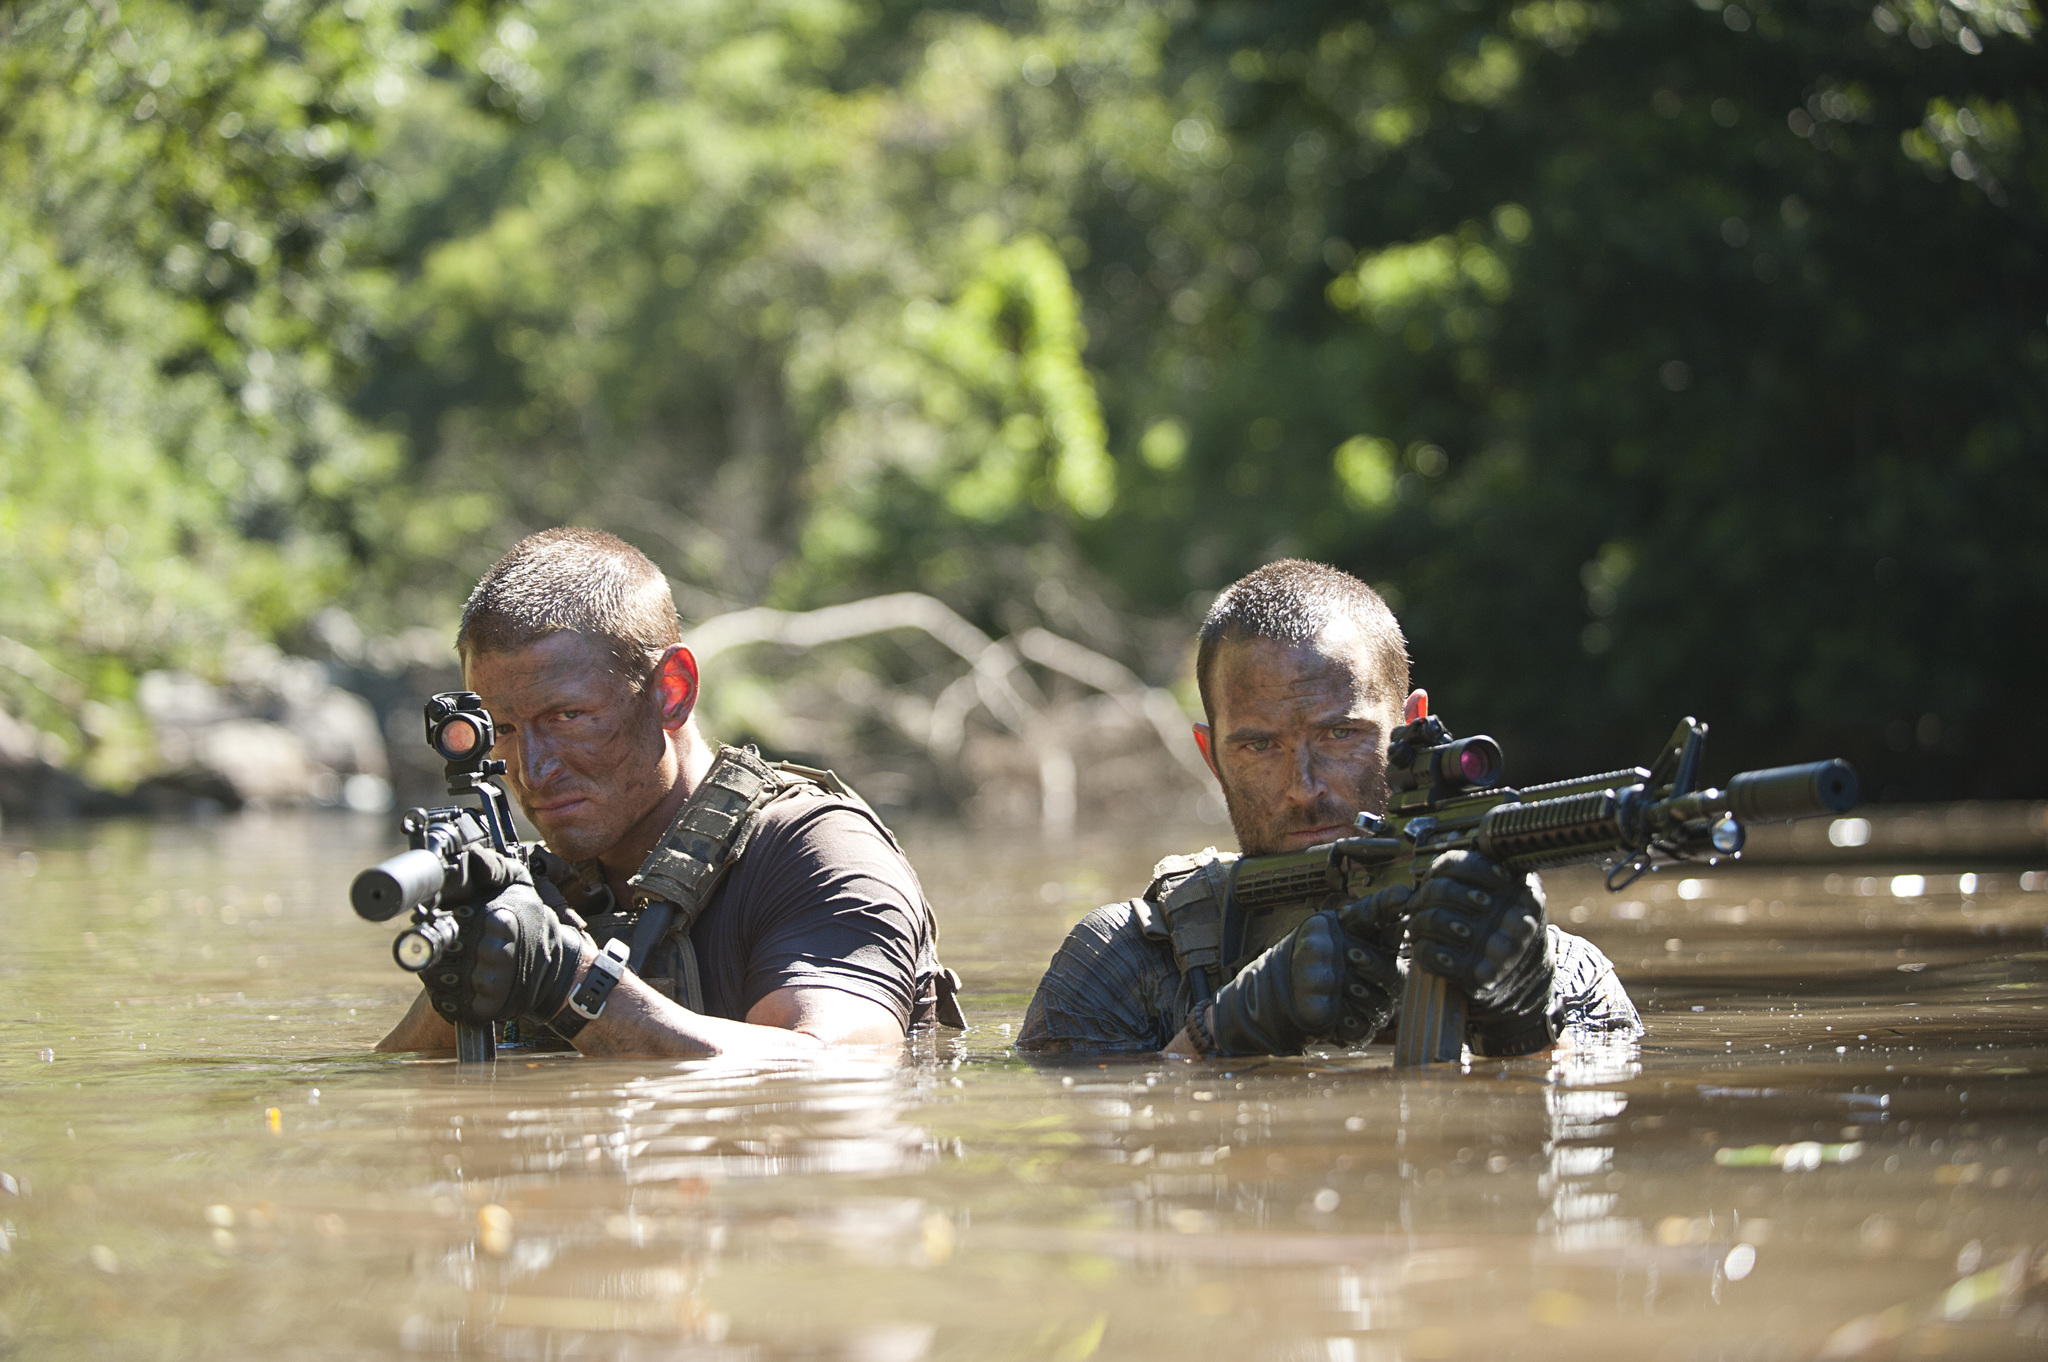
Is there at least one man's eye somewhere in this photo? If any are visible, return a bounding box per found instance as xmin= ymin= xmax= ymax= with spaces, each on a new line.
xmin=1330 ymin=727 xmax=1356 ymax=740
xmin=1245 ymin=739 xmax=1274 ymax=753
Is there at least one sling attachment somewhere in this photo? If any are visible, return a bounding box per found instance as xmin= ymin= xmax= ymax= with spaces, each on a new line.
xmin=626 ymin=744 xmax=792 ymax=1012
xmin=625 ymin=899 xmax=674 ymax=976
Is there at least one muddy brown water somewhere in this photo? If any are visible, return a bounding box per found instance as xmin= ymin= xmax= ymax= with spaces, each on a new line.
xmin=3 ymin=813 xmax=2047 ymax=1361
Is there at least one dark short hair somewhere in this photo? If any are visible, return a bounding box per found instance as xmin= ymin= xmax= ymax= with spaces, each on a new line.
xmin=1194 ymin=559 xmax=1409 ymax=722
xmin=457 ymin=528 xmax=682 ymax=682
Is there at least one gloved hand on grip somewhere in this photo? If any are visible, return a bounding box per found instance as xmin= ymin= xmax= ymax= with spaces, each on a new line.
xmin=422 ymin=848 xmax=590 ymax=1033
xmin=527 ymin=845 xmax=615 ymax=920
xmin=1407 ymin=850 xmax=1558 ymax=1056
xmin=1203 ymin=885 xmax=1409 ymax=1056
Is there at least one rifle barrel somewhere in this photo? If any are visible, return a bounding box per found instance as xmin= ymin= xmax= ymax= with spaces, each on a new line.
xmin=1724 ymin=759 xmax=1858 ymax=822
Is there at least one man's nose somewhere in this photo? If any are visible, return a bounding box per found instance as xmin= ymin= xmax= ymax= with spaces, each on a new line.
xmin=1287 ymin=742 xmax=1333 ymax=804
xmin=511 ymin=730 xmax=562 ymax=789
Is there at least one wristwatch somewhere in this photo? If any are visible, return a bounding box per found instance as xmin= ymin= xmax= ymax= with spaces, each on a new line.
xmin=557 ymin=937 xmax=632 ymax=1034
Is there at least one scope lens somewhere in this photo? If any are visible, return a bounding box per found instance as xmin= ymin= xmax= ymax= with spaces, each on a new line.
xmin=438 ymin=717 xmax=481 ymax=758
xmin=1444 ymin=736 xmax=1503 ymax=789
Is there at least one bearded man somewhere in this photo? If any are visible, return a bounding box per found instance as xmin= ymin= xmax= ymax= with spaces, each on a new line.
xmin=378 ymin=528 xmax=962 ymax=1058
xmin=1019 ymin=559 xmax=1639 ymax=1059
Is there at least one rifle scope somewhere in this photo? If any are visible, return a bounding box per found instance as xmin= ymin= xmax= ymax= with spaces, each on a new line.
xmin=425 ymin=692 xmax=495 ymax=766
xmin=1389 ymin=714 xmax=1505 ymax=798
xmin=1439 ymin=736 xmax=1503 ymax=791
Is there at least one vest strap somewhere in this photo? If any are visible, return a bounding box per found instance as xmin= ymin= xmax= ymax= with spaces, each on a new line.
xmin=545 ymin=744 xmax=961 ymax=1029
xmin=630 ymin=746 xmax=785 ymax=912
xmin=623 ymin=745 xmax=794 ymax=1010
xmin=1144 ymin=848 xmax=1238 ymax=992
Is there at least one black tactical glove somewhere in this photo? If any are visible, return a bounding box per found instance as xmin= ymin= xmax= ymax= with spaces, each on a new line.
xmin=527 ymin=846 xmax=616 ymax=921
xmin=1202 ymin=885 xmax=1408 ymax=1056
xmin=1407 ymin=850 xmax=1558 ymax=1056
xmin=422 ymin=848 xmax=589 ymax=1033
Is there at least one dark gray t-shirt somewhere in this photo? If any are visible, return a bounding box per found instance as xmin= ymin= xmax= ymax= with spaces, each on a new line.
xmin=567 ymin=785 xmax=943 ymax=1029
xmin=1019 ymin=900 xmax=1641 ymax=1055
xmin=685 ymin=786 xmax=942 ymax=1027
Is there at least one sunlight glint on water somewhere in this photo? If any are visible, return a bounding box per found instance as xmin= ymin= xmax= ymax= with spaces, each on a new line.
xmin=2 ymin=813 xmax=2046 ymax=1359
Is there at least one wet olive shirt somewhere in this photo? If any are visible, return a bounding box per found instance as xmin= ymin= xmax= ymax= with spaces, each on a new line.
xmin=1019 ymin=899 xmax=1641 ymax=1055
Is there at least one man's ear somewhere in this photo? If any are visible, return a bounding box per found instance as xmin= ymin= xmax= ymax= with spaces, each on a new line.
xmin=1192 ymin=722 xmax=1219 ymax=779
xmin=1403 ymin=689 xmax=1428 ymax=723
xmin=653 ymin=645 xmax=700 ymax=731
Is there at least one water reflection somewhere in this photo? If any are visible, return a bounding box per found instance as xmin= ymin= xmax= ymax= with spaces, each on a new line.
xmin=3 ymin=813 xmax=2048 ymax=1358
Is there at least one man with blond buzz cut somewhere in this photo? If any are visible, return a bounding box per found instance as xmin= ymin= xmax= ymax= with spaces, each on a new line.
xmin=1020 ymin=559 xmax=1638 ymax=1059
xmin=378 ymin=528 xmax=962 ymax=1058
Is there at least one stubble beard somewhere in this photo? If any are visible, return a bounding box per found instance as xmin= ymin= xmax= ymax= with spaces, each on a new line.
xmin=533 ymin=819 xmax=608 ymax=865
xmin=520 ymin=690 xmax=676 ymax=867
xmin=1220 ymin=765 xmax=1391 ymax=858
xmin=525 ymin=781 xmax=662 ymax=866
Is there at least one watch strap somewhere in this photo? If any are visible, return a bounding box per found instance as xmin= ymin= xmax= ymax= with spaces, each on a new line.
xmin=555 ymin=937 xmax=631 ymax=1036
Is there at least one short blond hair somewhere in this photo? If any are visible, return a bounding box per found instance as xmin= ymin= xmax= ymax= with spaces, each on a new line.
xmin=457 ymin=528 xmax=682 ymax=681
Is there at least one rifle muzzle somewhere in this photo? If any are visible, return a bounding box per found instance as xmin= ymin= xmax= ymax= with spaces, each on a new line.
xmin=351 ymin=849 xmax=448 ymax=922
xmin=1726 ymin=759 xmax=1859 ymax=822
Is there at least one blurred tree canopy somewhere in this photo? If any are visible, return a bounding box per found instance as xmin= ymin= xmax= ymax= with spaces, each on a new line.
xmin=0 ymin=0 xmax=494 ymax=782
xmin=1 ymin=0 xmax=2041 ymax=798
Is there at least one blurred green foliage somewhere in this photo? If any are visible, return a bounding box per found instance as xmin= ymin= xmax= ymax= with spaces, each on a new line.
xmin=1124 ymin=0 xmax=2047 ymax=797
xmin=0 ymin=0 xmax=488 ymax=782
xmin=1 ymin=0 xmax=2041 ymax=797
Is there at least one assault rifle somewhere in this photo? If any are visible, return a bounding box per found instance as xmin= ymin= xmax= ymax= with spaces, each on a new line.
xmin=350 ymin=692 xmax=525 ymax=1064
xmin=1212 ymin=702 xmax=1858 ymax=1067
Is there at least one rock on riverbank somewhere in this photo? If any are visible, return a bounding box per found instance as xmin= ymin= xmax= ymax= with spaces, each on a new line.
xmin=0 ymin=643 xmax=409 ymax=822
xmin=133 ymin=647 xmax=392 ymax=816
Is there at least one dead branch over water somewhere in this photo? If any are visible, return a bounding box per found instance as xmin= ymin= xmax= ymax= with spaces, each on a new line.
xmin=684 ymin=593 xmax=1212 ymax=832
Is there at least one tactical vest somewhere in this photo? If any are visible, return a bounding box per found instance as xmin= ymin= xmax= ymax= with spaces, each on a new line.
xmin=1132 ymin=847 xmax=1334 ymax=1000
xmin=538 ymin=744 xmax=965 ymax=1031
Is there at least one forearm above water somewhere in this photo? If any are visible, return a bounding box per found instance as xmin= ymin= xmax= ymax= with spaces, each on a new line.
xmin=565 ymin=974 xmax=825 ymax=1058
xmin=376 ymin=946 xmax=906 ymax=1060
